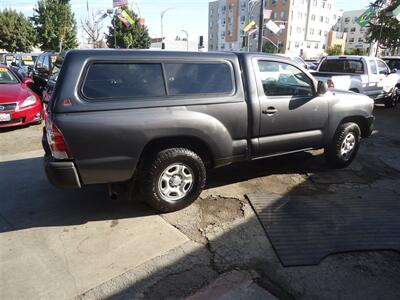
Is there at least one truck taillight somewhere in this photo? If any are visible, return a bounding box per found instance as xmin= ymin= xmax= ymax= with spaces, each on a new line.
xmin=327 ymin=79 xmax=335 ymax=88
xmin=46 ymin=119 xmax=72 ymax=160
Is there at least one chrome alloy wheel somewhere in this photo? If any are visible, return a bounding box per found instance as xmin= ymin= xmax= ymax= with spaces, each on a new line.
xmin=340 ymin=133 xmax=356 ymax=160
xmin=157 ymin=163 xmax=194 ymax=202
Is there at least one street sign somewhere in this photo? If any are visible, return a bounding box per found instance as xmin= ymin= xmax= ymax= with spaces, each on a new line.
xmin=264 ymin=9 xmax=272 ymax=19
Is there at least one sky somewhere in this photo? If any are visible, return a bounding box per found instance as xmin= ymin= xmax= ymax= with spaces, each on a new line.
xmin=0 ymin=0 xmax=373 ymax=45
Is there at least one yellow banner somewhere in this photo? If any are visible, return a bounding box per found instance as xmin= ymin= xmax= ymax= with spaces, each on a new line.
xmin=244 ymin=21 xmax=256 ymax=32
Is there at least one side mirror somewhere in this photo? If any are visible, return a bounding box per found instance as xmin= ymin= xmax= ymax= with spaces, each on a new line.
xmin=23 ymin=77 xmax=34 ymax=85
xmin=391 ymin=68 xmax=397 ymax=74
xmin=317 ymin=81 xmax=328 ymax=95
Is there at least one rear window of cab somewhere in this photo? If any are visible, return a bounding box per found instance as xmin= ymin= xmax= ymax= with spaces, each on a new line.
xmin=81 ymin=62 xmax=234 ymax=100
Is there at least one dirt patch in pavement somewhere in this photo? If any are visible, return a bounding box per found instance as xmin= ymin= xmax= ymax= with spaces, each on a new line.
xmin=162 ymin=196 xmax=245 ymax=245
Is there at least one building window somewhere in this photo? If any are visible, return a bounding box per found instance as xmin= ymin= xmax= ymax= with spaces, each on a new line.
xmin=297 ymin=27 xmax=302 ymax=33
xmin=272 ymin=0 xmax=277 ymax=5
xmin=318 ymin=30 xmax=322 ymax=36
xmin=281 ymin=11 xmax=286 ymax=19
xmin=307 ymin=42 xmax=311 ymax=48
xmin=313 ymin=0 xmax=317 ymax=6
xmin=314 ymin=43 xmax=319 ymax=49
xmin=322 ymin=2 xmax=325 ymax=8
xmin=295 ymin=41 xmax=300 ymax=48
xmin=324 ymin=31 xmax=327 ymax=37
xmin=349 ymin=38 xmax=355 ymax=43
xmin=311 ymin=14 xmax=316 ymax=21
xmin=282 ymin=0 xmax=287 ymax=5
xmin=210 ymin=9 xmax=213 ymax=16
xmin=345 ymin=17 xmax=350 ymax=23
xmin=320 ymin=16 xmax=324 ymax=22
xmin=358 ymin=38 xmax=364 ymax=42
xmin=325 ymin=17 xmax=329 ymax=23
xmin=310 ymin=28 xmax=314 ymax=35
xmin=343 ymin=27 xmax=348 ymax=32
xmin=350 ymin=27 xmax=356 ymax=33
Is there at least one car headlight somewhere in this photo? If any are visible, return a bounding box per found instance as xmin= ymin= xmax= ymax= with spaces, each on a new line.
xmin=20 ymin=95 xmax=37 ymax=108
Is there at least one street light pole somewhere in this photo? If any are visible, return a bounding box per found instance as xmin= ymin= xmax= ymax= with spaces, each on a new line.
xmin=181 ymin=29 xmax=189 ymax=51
xmin=257 ymin=0 xmax=265 ymax=52
xmin=161 ymin=8 xmax=174 ymax=50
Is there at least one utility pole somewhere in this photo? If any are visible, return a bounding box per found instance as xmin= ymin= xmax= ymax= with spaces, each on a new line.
xmin=181 ymin=30 xmax=189 ymax=51
xmin=161 ymin=8 xmax=174 ymax=50
xmin=257 ymin=0 xmax=265 ymax=52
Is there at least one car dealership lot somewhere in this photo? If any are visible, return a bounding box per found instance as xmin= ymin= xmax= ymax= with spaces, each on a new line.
xmin=1 ymin=106 xmax=400 ymax=300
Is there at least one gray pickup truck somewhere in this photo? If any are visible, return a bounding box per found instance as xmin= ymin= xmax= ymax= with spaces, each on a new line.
xmin=43 ymin=50 xmax=374 ymax=212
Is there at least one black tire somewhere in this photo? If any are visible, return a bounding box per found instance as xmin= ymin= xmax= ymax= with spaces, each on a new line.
xmin=385 ymin=97 xmax=396 ymax=108
xmin=325 ymin=122 xmax=361 ymax=169
xmin=385 ymin=86 xmax=399 ymax=108
xmin=142 ymin=148 xmax=206 ymax=212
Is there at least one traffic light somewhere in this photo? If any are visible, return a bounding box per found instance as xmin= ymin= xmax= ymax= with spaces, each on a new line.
xmin=199 ymin=36 xmax=204 ymax=49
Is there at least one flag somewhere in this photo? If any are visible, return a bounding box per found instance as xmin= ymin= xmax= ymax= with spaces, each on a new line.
xmin=247 ymin=27 xmax=258 ymax=35
xmin=244 ymin=21 xmax=256 ymax=32
xmin=121 ymin=10 xmax=135 ymax=26
xmin=113 ymin=0 xmax=128 ymax=8
xmin=356 ymin=7 xmax=376 ymax=28
xmin=393 ymin=5 xmax=400 ymax=21
xmin=94 ymin=12 xmax=108 ymax=24
xmin=117 ymin=14 xmax=131 ymax=27
xmin=266 ymin=20 xmax=280 ymax=34
xmin=264 ymin=9 xmax=272 ymax=19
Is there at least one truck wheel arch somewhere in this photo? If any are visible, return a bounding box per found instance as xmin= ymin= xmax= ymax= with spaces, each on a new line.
xmin=337 ymin=116 xmax=369 ymax=138
xmin=137 ymin=136 xmax=215 ymax=172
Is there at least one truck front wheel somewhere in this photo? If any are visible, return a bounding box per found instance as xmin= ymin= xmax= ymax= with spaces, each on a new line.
xmin=325 ymin=122 xmax=361 ymax=168
xmin=142 ymin=148 xmax=206 ymax=212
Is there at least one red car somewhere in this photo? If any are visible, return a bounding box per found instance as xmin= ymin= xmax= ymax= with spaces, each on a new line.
xmin=0 ymin=64 xmax=43 ymax=128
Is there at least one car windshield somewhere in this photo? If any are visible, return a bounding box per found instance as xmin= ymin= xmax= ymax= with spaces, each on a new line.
xmin=383 ymin=59 xmax=400 ymax=70
xmin=21 ymin=55 xmax=37 ymax=67
xmin=319 ymin=59 xmax=364 ymax=74
xmin=0 ymin=67 xmax=18 ymax=84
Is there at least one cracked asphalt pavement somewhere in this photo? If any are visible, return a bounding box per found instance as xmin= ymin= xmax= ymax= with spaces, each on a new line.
xmin=1 ymin=106 xmax=400 ymax=300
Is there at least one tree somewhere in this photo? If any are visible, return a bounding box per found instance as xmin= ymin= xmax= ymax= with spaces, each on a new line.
xmin=366 ymin=0 xmax=400 ymax=55
xmin=81 ymin=7 xmax=104 ymax=48
xmin=31 ymin=0 xmax=78 ymax=51
xmin=262 ymin=41 xmax=279 ymax=53
xmin=326 ymin=45 xmax=343 ymax=55
xmin=105 ymin=7 xmax=150 ymax=49
xmin=0 ymin=9 xmax=36 ymax=52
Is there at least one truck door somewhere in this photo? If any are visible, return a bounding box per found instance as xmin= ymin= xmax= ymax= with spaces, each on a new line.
xmin=365 ymin=59 xmax=380 ymax=98
xmin=253 ymin=59 xmax=329 ymax=155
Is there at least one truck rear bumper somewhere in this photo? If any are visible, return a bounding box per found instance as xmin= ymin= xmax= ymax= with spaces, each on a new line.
xmin=44 ymin=155 xmax=81 ymax=188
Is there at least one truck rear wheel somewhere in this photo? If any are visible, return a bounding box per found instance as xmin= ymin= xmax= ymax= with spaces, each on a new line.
xmin=142 ymin=148 xmax=206 ymax=212
xmin=325 ymin=122 xmax=361 ymax=169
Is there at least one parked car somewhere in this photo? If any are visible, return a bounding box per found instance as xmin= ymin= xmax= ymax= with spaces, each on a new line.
xmin=0 ymin=65 xmax=43 ymax=128
xmin=1 ymin=53 xmax=15 ymax=67
xmin=31 ymin=52 xmax=62 ymax=97
xmin=312 ymin=56 xmax=400 ymax=107
xmin=43 ymin=50 xmax=374 ymax=212
xmin=10 ymin=53 xmax=39 ymax=79
xmin=382 ymin=56 xmax=400 ymax=75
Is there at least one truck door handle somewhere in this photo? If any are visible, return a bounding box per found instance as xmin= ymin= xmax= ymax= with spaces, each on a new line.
xmin=262 ymin=107 xmax=278 ymax=115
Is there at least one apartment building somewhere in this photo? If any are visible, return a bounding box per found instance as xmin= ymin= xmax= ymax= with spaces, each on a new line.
xmin=264 ymin=0 xmax=344 ymax=58
xmin=208 ymin=0 xmax=347 ymax=58
xmin=208 ymin=0 xmax=261 ymax=51
xmin=340 ymin=10 xmax=375 ymax=54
